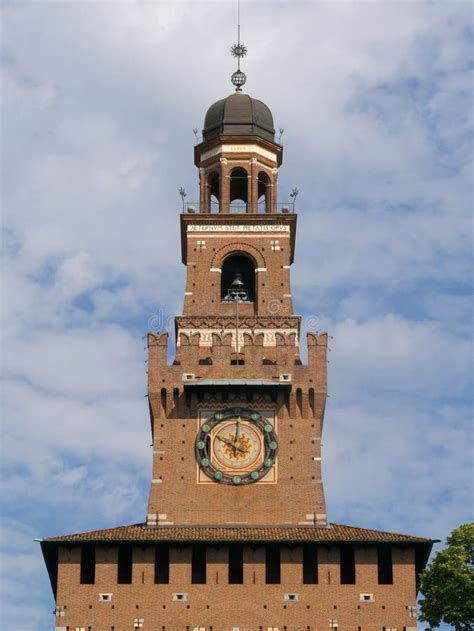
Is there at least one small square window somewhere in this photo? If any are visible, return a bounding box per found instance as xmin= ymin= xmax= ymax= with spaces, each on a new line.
xmin=284 ymin=593 xmax=299 ymax=602
xmin=172 ymin=593 xmax=188 ymax=602
xmin=99 ymin=593 xmax=112 ymax=602
xmin=360 ymin=593 xmax=374 ymax=602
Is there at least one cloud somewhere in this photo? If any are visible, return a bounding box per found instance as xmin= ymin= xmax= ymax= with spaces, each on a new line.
xmin=0 ymin=519 xmax=51 ymax=630
xmin=325 ymin=398 xmax=472 ymax=540
xmin=1 ymin=1 xmax=472 ymax=628
xmin=326 ymin=314 xmax=471 ymax=399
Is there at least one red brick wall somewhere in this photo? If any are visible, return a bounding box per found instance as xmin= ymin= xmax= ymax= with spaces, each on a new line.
xmin=55 ymin=544 xmax=419 ymax=630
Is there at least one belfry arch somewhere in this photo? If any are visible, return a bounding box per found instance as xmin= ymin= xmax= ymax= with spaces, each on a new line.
xmin=220 ymin=253 xmax=256 ymax=302
xmin=208 ymin=171 xmax=220 ymax=212
xmin=229 ymin=167 xmax=248 ymax=213
xmin=210 ymin=241 xmax=266 ymax=271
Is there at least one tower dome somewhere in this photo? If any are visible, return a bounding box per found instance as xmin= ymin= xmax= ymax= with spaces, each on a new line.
xmin=203 ymin=92 xmax=275 ymax=143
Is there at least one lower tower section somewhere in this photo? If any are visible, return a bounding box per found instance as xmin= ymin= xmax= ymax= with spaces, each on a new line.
xmin=41 ymin=525 xmax=430 ymax=630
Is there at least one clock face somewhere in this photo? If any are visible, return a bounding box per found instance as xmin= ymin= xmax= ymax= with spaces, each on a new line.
xmin=213 ymin=420 xmax=262 ymax=470
xmin=195 ymin=407 xmax=278 ymax=485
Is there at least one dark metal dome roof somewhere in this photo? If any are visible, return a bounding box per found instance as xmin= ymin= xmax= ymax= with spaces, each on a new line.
xmin=203 ymin=92 xmax=275 ymax=142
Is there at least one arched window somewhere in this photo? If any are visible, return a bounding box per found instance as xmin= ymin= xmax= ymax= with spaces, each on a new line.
xmin=258 ymin=171 xmax=271 ymax=213
xmin=221 ymin=254 xmax=256 ymax=302
xmin=208 ymin=172 xmax=219 ymax=213
xmin=230 ymin=167 xmax=248 ymax=213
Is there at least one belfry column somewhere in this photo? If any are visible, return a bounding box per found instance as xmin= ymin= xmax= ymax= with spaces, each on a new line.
xmin=199 ymin=168 xmax=209 ymax=213
xmin=220 ymin=159 xmax=230 ymax=213
xmin=249 ymin=157 xmax=258 ymax=213
xmin=269 ymin=168 xmax=278 ymax=213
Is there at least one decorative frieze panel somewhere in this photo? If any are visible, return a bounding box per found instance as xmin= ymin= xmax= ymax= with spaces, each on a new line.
xmin=177 ymin=328 xmax=299 ymax=348
xmin=176 ymin=316 xmax=301 ymax=330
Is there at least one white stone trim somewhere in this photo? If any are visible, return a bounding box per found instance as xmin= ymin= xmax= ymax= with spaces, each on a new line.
xmin=188 ymin=234 xmax=289 ymax=239
xmin=187 ymin=224 xmax=289 ymax=233
xmin=201 ymin=143 xmax=277 ymax=162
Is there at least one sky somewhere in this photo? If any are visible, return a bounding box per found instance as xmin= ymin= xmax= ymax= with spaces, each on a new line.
xmin=1 ymin=0 xmax=473 ymax=628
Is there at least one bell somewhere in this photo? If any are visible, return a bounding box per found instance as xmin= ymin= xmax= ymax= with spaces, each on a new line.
xmin=229 ymin=272 xmax=245 ymax=291
xmin=225 ymin=271 xmax=249 ymax=301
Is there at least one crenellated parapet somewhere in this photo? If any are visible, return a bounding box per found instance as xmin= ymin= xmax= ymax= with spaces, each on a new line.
xmin=147 ymin=329 xmax=328 ymax=379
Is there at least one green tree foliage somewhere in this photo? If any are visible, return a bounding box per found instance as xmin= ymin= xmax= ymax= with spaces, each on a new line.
xmin=419 ymin=523 xmax=474 ymax=630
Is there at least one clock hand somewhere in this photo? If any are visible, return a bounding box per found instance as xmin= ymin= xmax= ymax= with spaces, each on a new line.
xmin=216 ymin=435 xmax=247 ymax=453
xmin=234 ymin=419 xmax=241 ymax=455
xmin=216 ymin=435 xmax=234 ymax=446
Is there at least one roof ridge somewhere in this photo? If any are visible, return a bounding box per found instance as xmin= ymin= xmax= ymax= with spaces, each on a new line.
xmin=38 ymin=522 xmax=437 ymax=544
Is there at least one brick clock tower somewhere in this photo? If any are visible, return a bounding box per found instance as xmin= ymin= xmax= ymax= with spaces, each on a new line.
xmin=40 ymin=43 xmax=435 ymax=631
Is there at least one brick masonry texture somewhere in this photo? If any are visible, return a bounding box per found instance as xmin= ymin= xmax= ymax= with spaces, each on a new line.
xmin=50 ymin=543 xmax=423 ymax=629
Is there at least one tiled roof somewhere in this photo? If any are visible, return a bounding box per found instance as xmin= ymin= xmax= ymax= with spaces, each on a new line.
xmin=40 ymin=522 xmax=434 ymax=544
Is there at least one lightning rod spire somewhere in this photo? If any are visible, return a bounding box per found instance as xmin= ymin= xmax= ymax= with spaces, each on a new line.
xmin=230 ymin=0 xmax=247 ymax=91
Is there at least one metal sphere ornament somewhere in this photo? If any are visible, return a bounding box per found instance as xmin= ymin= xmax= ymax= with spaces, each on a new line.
xmin=231 ymin=69 xmax=247 ymax=90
